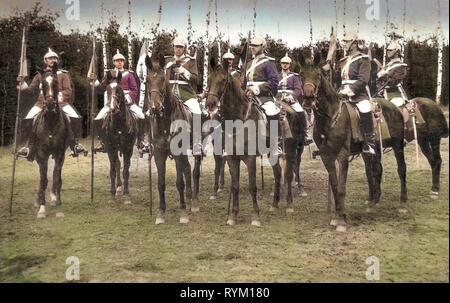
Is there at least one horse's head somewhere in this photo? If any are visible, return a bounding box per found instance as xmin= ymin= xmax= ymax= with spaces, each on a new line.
xmin=41 ymin=64 xmax=59 ymax=114
xmin=146 ymin=54 xmax=167 ymax=115
xmin=104 ymin=69 xmax=124 ymax=115
xmin=206 ymin=56 xmax=229 ymax=117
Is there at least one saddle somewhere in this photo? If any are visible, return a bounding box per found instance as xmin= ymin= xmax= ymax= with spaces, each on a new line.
xmin=396 ymin=100 xmax=425 ymax=143
xmin=344 ymin=101 xmax=391 ymax=143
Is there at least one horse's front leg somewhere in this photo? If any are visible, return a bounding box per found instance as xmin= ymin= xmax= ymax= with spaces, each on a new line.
xmin=321 ymin=154 xmax=340 ymax=227
xmin=335 ymin=157 xmax=349 ymax=232
xmin=175 ymin=156 xmax=189 ymax=224
xmin=154 ymin=149 xmax=168 ymax=225
xmin=270 ymin=153 xmax=282 ymax=210
xmin=284 ymin=139 xmax=296 ymax=213
xmin=115 ymin=153 xmax=122 ymax=198
xmin=244 ymin=156 xmax=260 ymax=227
xmin=108 ymin=151 xmax=116 ymax=196
xmin=211 ymin=154 xmax=223 ymax=199
xmin=51 ymin=153 xmax=65 ymax=206
xmin=226 ymin=157 xmax=240 ymax=226
xmin=122 ymin=147 xmax=132 ymax=196
xmin=36 ymin=157 xmax=48 ymax=218
xmin=191 ymin=155 xmax=201 ymax=212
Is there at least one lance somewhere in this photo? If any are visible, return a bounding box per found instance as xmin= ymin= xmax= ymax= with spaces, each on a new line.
xmin=203 ymin=0 xmax=212 ymax=93
xmin=127 ymin=0 xmax=133 ymax=71
xmin=88 ymin=37 xmax=98 ymax=204
xmin=308 ymin=0 xmax=314 ymax=60
xmin=9 ymin=25 xmax=28 ymax=216
xmin=215 ymin=0 xmax=221 ymax=60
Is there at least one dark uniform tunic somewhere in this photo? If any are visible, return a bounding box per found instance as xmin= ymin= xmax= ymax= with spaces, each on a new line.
xmin=339 ymin=52 xmax=371 ymax=103
xmin=244 ymin=54 xmax=279 ymax=103
xmin=165 ymin=55 xmax=199 ymax=101
xmin=378 ymin=58 xmax=408 ymax=100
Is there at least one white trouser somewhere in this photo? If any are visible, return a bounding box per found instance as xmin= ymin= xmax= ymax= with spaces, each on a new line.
xmin=355 ymin=99 xmax=372 ymax=113
xmin=390 ymin=97 xmax=405 ymax=107
xmin=95 ymin=104 xmax=145 ymax=120
xmin=25 ymin=104 xmax=80 ymax=119
xmin=290 ymin=101 xmax=304 ymax=113
xmin=185 ymin=98 xmax=208 ymax=115
xmin=261 ymin=101 xmax=281 ymax=116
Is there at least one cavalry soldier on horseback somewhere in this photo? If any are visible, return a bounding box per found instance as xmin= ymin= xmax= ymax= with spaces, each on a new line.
xmin=244 ymin=37 xmax=282 ymax=153
xmin=94 ymin=49 xmax=145 ymax=153
xmin=338 ymin=31 xmax=377 ymax=155
xmin=165 ymin=36 xmax=206 ymax=116
xmin=376 ymin=39 xmax=425 ymax=124
xmin=277 ymin=53 xmax=311 ymax=145
xmin=223 ymin=49 xmax=241 ymax=77
xmin=17 ymin=48 xmax=87 ymax=160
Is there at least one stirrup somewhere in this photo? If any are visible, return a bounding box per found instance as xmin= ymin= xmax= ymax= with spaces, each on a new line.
xmin=363 ymin=144 xmax=376 ymax=155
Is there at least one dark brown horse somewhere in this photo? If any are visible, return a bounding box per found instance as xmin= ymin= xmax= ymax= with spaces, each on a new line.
xmin=304 ymin=61 xmax=448 ymax=232
xmin=33 ymin=66 xmax=71 ymax=218
xmin=206 ymin=59 xmax=284 ymax=226
xmin=146 ymin=54 xmax=201 ymax=224
xmin=100 ymin=70 xmax=138 ymax=199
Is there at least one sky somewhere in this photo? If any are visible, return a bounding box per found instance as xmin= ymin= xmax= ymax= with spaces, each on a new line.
xmin=0 ymin=0 xmax=448 ymax=47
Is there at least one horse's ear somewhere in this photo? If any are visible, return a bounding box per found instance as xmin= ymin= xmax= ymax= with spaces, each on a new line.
xmin=52 ymin=63 xmax=58 ymax=75
xmin=145 ymin=54 xmax=153 ymax=71
xmin=223 ymin=58 xmax=230 ymax=72
xmin=117 ymin=71 xmax=122 ymax=82
xmin=210 ymin=55 xmax=217 ymax=70
xmin=106 ymin=70 xmax=112 ymax=82
xmin=313 ymin=52 xmax=322 ymax=67
xmin=158 ymin=53 xmax=166 ymax=71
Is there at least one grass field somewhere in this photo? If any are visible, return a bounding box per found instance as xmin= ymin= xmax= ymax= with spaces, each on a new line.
xmin=0 ymin=117 xmax=448 ymax=282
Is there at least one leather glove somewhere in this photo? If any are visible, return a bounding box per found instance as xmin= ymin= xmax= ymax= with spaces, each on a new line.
xmin=339 ymin=86 xmax=355 ymax=97
xmin=125 ymin=94 xmax=133 ymax=104
xmin=175 ymin=66 xmax=191 ymax=80
xmin=58 ymin=92 xmax=63 ymax=103
xmin=377 ymin=70 xmax=388 ymax=78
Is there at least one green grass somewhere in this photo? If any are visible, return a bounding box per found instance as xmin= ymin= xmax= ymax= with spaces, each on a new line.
xmin=0 ymin=128 xmax=448 ymax=282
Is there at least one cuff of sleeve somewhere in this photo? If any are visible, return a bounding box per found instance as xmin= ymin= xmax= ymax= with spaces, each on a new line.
xmin=183 ymin=70 xmax=191 ymax=80
xmin=253 ymin=85 xmax=260 ymax=96
xmin=125 ymin=94 xmax=133 ymax=104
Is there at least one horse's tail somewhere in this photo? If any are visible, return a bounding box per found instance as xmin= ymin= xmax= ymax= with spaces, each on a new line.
xmin=413 ymin=97 xmax=449 ymax=139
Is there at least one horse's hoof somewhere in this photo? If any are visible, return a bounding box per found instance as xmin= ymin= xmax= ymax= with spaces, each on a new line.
xmin=336 ymin=225 xmax=347 ymax=232
xmin=269 ymin=206 xmax=278 ymax=212
xmin=217 ymin=188 xmax=223 ymax=193
xmin=191 ymin=206 xmax=200 ymax=213
xmin=155 ymin=217 xmax=165 ymax=225
xmin=56 ymin=212 xmax=64 ymax=218
xmin=226 ymin=219 xmax=235 ymax=226
xmin=179 ymin=212 xmax=189 ymax=224
xmin=50 ymin=193 xmax=57 ymax=203
xmin=365 ymin=207 xmax=373 ymax=213
xmin=251 ymin=220 xmax=261 ymax=227
xmin=37 ymin=205 xmax=46 ymax=219
xmin=430 ymin=191 xmax=439 ymax=200
xmin=123 ymin=199 xmax=132 ymax=205
xmin=286 ymin=207 xmax=294 ymax=214
xmin=398 ymin=208 xmax=408 ymax=214
xmin=299 ymin=189 xmax=308 ymax=197
xmin=209 ymin=195 xmax=216 ymax=200
xmin=330 ymin=219 xmax=338 ymax=226
xmin=115 ymin=186 xmax=123 ymax=198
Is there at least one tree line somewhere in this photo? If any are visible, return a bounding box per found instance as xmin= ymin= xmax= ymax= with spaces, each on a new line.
xmin=0 ymin=4 xmax=448 ymax=146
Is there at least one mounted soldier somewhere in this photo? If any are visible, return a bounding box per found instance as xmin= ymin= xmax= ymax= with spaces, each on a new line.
xmin=165 ymin=36 xmax=206 ymax=116
xmin=17 ymin=48 xmax=87 ymax=160
xmin=223 ymin=49 xmax=240 ymax=77
xmin=377 ymin=39 xmax=425 ymax=125
xmin=94 ymin=49 xmax=144 ymax=153
xmin=277 ymin=53 xmax=311 ymax=145
xmin=244 ymin=37 xmax=281 ymax=152
xmin=338 ymin=31 xmax=376 ymax=155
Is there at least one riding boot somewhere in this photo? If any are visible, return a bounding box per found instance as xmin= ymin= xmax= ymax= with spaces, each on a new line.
xmin=93 ymin=119 xmax=107 ymax=153
xmin=267 ymin=114 xmax=284 ymax=156
xmin=65 ymin=117 xmax=87 ymax=157
xmin=17 ymin=121 xmax=36 ymax=162
xmin=297 ymin=111 xmax=312 ymax=145
xmin=360 ymin=112 xmax=377 ymax=155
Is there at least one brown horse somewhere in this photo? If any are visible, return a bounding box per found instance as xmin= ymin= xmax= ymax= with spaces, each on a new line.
xmin=303 ymin=60 xmax=448 ymax=232
xmin=206 ymin=59 xmax=284 ymax=226
xmin=146 ymin=54 xmax=204 ymax=224
xmin=32 ymin=66 xmax=71 ymax=218
xmin=100 ymin=70 xmax=138 ymax=199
